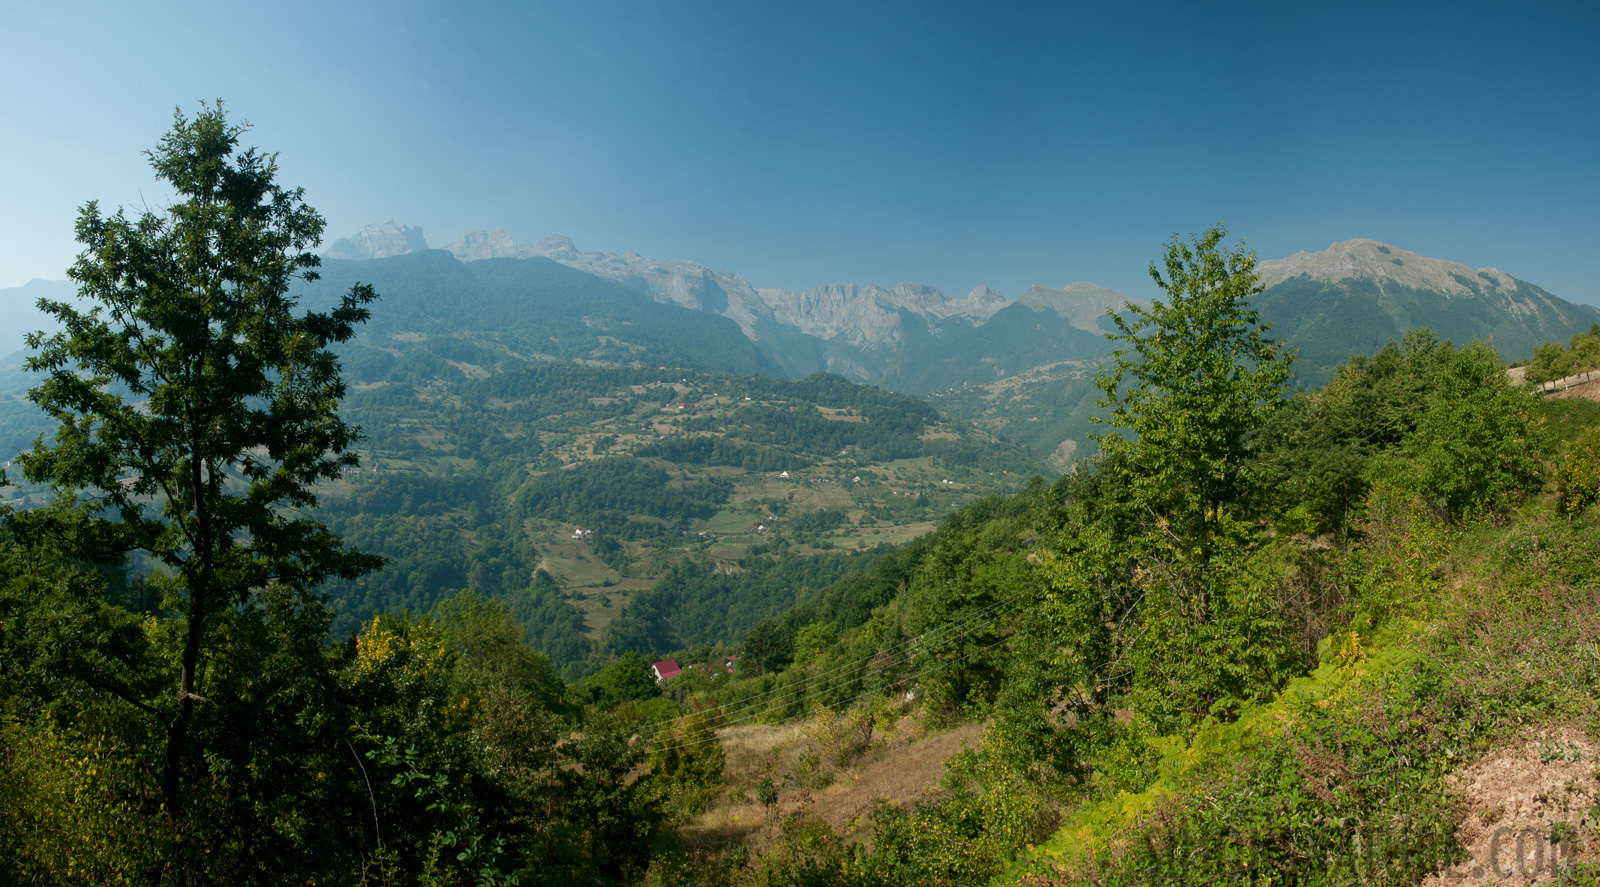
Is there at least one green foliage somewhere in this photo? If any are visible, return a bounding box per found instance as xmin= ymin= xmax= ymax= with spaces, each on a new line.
xmin=1260 ymin=331 xmax=1552 ymax=533
xmin=0 ymin=106 xmax=665 ymax=887
xmin=1526 ymin=323 xmax=1600 ymax=384
xmin=1555 ymin=425 xmax=1600 ymax=517
xmin=648 ymin=702 xmax=726 ymax=815
xmin=1052 ymin=225 xmax=1298 ymax=731
xmin=516 ymin=456 xmax=733 ymax=541
xmin=1094 ymin=224 xmax=1292 ymax=554
xmin=12 ymin=102 xmax=382 ymax=820
xmin=304 ymin=356 xmax=1034 ymax=678
xmin=1025 ymin=503 xmax=1600 ymax=885
xmin=867 ymin=741 xmax=1060 ymax=885
xmin=587 ymin=651 xmax=662 ymax=709
xmin=722 ymin=479 xmax=1063 ymax=723
xmin=432 ymin=588 xmax=569 ymax=714
xmin=1372 ymin=334 xmax=1550 ymax=520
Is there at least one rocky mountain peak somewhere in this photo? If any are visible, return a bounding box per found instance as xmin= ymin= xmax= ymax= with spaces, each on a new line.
xmin=324 ymin=220 xmax=428 ymax=260
xmin=1255 ymin=239 xmax=1518 ymax=296
xmin=445 ymin=229 xmax=520 ymax=261
xmin=966 ymin=286 xmax=1006 ymax=307
xmin=534 ymin=234 xmax=577 ymax=256
xmin=1017 ymin=282 xmax=1139 ymax=332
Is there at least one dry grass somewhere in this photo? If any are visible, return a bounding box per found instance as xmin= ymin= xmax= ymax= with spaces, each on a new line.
xmin=1548 ymin=374 xmax=1600 ymax=402
xmin=680 ymin=708 xmax=987 ymax=856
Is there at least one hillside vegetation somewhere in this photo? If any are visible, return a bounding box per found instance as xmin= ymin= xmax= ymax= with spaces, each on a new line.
xmin=612 ymin=233 xmax=1600 ymax=885
xmin=3 ymin=263 xmax=1041 ymax=679
xmin=5 ymin=151 xmax=1599 ymax=885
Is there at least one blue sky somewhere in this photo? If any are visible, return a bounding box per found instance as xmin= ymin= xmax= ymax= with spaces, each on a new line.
xmin=3 ymin=0 xmax=1597 ymax=306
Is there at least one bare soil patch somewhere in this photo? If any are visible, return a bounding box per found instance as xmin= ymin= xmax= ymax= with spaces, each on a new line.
xmin=1422 ymin=727 xmax=1599 ymax=885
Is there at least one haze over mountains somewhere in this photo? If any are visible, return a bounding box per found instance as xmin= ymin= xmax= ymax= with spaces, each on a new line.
xmin=303 ymin=221 xmax=1600 ymax=466
xmin=327 ymin=222 xmax=1151 ymax=387
xmin=0 ymin=278 xmax=76 ymax=357
xmin=323 ymin=221 xmax=1600 ymax=390
xmin=7 ymin=224 xmax=1598 ymax=467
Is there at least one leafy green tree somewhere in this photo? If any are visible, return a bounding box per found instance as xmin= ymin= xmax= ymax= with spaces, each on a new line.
xmin=587 ymin=651 xmax=661 ymax=709
xmin=1040 ymin=225 xmax=1297 ymax=729
xmin=1379 ymin=337 xmax=1550 ymax=520
xmin=647 ymin=700 xmax=725 ymax=814
xmin=1526 ymin=323 xmax=1600 ymax=385
xmin=1093 ymin=223 xmax=1293 ymax=562
xmin=11 ymin=102 xmax=380 ymax=819
xmin=1556 ymin=426 xmax=1600 ymax=518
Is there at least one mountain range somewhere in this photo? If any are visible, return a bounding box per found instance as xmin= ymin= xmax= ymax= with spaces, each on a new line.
xmin=326 ymin=221 xmax=1600 ymax=394
xmin=326 ymin=222 xmax=1144 ymax=388
xmin=6 ymin=226 xmax=1597 ymax=464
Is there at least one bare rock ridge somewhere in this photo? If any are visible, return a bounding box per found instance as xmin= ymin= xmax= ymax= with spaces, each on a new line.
xmin=324 ymin=220 xmax=428 ymax=261
xmin=432 ymin=228 xmax=1135 ymax=352
xmin=1018 ymin=282 xmax=1138 ymax=333
xmin=1256 ymin=238 xmax=1522 ymax=294
xmin=1256 ymin=237 xmax=1600 ymax=329
xmin=1251 ymin=237 xmax=1600 ymax=382
xmin=325 ymin=226 xmax=1598 ymax=379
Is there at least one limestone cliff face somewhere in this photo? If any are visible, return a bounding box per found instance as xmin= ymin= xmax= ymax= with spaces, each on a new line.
xmin=1256 ymin=238 xmax=1599 ymax=329
xmin=338 ymin=223 xmax=1598 ymax=393
xmin=446 ymin=230 xmax=761 ymax=320
xmin=1256 ymin=239 xmax=1525 ymax=295
xmin=443 ymin=228 xmax=518 ymax=261
xmin=422 ymin=229 xmax=1146 ymax=386
xmin=1017 ymin=282 xmax=1144 ymax=333
xmin=441 ymin=231 xmax=1025 ymax=348
xmin=324 ymin=221 xmax=428 ymax=260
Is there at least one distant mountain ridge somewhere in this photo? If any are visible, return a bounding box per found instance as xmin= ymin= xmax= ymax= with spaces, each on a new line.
xmin=293 ymin=250 xmax=783 ymax=380
xmin=428 ymin=228 xmax=1143 ymax=388
xmin=1257 ymin=238 xmax=1521 ymax=292
xmin=324 ymin=220 xmax=429 ymax=261
xmin=1253 ymin=238 xmax=1600 ymax=383
xmin=308 ymin=225 xmax=1600 ymax=461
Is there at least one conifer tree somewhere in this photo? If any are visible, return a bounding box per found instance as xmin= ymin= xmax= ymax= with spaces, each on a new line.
xmin=15 ymin=102 xmax=381 ymax=818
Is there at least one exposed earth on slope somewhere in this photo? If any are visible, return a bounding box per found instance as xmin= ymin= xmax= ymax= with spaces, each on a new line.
xmin=1422 ymin=728 xmax=1598 ymax=886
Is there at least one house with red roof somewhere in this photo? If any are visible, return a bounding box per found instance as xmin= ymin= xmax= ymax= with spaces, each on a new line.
xmin=651 ymin=658 xmax=682 ymax=682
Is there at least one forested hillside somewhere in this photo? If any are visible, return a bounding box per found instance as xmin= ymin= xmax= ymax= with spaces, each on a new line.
xmin=2 ymin=244 xmax=1042 ymax=678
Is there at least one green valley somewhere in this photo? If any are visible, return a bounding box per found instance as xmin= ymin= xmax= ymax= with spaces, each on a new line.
xmin=313 ymin=360 xmax=1038 ymax=675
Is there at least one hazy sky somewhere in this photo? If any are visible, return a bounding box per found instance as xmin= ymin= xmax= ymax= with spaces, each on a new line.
xmin=3 ymin=0 xmax=1597 ymax=306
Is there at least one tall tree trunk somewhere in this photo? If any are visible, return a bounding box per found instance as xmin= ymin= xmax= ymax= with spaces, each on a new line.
xmin=163 ymin=585 xmax=206 ymax=819
xmin=164 ymin=448 xmax=212 ymax=819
